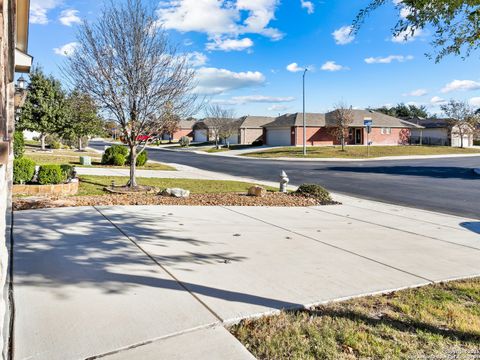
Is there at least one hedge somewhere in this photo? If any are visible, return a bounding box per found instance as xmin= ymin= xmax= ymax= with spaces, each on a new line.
xmin=102 ymin=145 xmax=129 ymax=165
xmin=13 ymin=158 xmax=36 ymax=184
xmin=13 ymin=131 xmax=25 ymax=159
xmin=38 ymin=165 xmax=65 ymax=185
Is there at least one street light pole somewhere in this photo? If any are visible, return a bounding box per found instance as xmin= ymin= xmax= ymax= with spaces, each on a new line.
xmin=303 ymin=68 xmax=308 ymax=156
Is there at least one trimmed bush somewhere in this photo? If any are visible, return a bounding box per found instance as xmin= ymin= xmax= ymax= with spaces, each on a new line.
xmin=50 ymin=141 xmax=61 ymax=149
xmin=38 ymin=165 xmax=65 ymax=185
xmin=295 ymin=184 xmax=332 ymax=203
xmin=60 ymin=164 xmax=75 ymax=180
xmin=179 ymin=136 xmax=190 ymax=147
xmin=13 ymin=131 xmax=25 ymax=158
xmin=474 ymin=140 xmax=480 ymax=146
xmin=13 ymin=158 xmax=36 ymax=184
xmin=102 ymin=145 xmax=129 ymax=165
xmin=252 ymin=139 xmax=263 ymax=147
xmin=136 ymin=150 xmax=148 ymax=167
xmin=112 ymin=153 xmax=126 ymax=166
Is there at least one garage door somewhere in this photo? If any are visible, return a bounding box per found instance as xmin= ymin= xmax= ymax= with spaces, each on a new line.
xmin=266 ymin=128 xmax=291 ymax=146
xmin=194 ymin=130 xmax=208 ymax=143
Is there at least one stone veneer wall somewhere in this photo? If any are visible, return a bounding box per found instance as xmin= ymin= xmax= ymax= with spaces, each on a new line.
xmin=13 ymin=180 xmax=79 ymax=196
xmin=0 ymin=0 xmax=16 ymax=358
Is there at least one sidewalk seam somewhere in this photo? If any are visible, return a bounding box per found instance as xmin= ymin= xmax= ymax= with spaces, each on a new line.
xmin=222 ymin=206 xmax=434 ymax=284
xmin=92 ymin=206 xmax=224 ymax=324
xmin=308 ymin=207 xmax=480 ymax=252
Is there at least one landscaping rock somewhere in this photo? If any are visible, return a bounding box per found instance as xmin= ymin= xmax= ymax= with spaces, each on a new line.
xmin=161 ymin=188 xmax=191 ymax=198
xmin=248 ymin=186 xmax=266 ymax=197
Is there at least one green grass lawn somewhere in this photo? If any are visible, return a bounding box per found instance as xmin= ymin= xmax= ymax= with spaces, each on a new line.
xmin=244 ymin=145 xmax=480 ymax=159
xmin=25 ymin=153 xmax=176 ymax=171
xmin=78 ymin=175 xmax=274 ymax=196
xmin=231 ymin=278 xmax=480 ymax=360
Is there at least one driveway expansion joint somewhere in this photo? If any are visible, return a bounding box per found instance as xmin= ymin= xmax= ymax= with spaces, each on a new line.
xmin=93 ymin=206 xmax=224 ymax=323
xmin=222 ymin=206 xmax=434 ymax=284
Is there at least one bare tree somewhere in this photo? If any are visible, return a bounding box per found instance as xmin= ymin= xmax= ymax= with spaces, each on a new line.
xmin=441 ymin=100 xmax=479 ymax=148
xmin=159 ymin=102 xmax=181 ymax=142
xmin=329 ymin=103 xmax=354 ymax=151
xmin=65 ymin=0 xmax=198 ymax=187
xmin=204 ymin=104 xmax=236 ymax=148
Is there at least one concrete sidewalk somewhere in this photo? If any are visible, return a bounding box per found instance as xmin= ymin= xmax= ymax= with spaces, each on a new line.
xmin=13 ymin=201 xmax=480 ymax=359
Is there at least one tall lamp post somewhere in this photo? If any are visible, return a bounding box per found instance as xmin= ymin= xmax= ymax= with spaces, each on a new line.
xmin=303 ymin=68 xmax=308 ymax=156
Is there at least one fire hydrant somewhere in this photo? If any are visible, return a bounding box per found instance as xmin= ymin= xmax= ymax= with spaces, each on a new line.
xmin=280 ymin=170 xmax=289 ymax=193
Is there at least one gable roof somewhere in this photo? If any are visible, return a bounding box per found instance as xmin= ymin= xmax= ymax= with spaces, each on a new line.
xmin=325 ymin=110 xmax=423 ymax=129
xmin=407 ymin=117 xmax=450 ymax=129
xmin=177 ymin=119 xmax=196 ymax=129
xmin=263 ymin=110 xmax=423 ymax=129
xmin=263 ymin=113 xmax=326 ymax=128
xmin=238 ymin=115 xmax=275 ymax=128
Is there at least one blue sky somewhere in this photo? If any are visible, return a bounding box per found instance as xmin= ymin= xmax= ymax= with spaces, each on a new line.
xmin=28 ymin=0 xmax=480 ymax=117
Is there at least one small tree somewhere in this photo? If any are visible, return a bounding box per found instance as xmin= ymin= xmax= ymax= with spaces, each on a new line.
xmin=204 ymin=104 xmax=236 ymax=148
xmin=18 ymin=68 xmax=69 ymax=150
xmin=62 ymin=90 xmax=103 ymax=150
xmin=329 ymin=103 xmax=354 ymax=151
xmin=440 ymin=100 xmax=479 ymax=148
xmin=159 ymin=102 xmax=181 ymax=143
xmin=65 ymin=0 xmax=198 ymax=187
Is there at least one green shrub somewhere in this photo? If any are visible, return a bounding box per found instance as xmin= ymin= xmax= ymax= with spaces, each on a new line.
xmin=136 ymin=150 xmax=148 ymax=166
xmin=49 ymin=141 xmax=61 ymax=149
xmin=112 ymin=153 xmax=126 ymax=166
xmin=38 ymin=165 xmax=65 ymax=185
xmin=13 ymin=158 xmax=36 ymax=184
xmin=101 ymin=145 xmax=129 ymax=165
xmin=295 ymin=184 xmax=332 ymax=203
xmin=13 ymin=131 xmax=25 ymax=158
xmin=474 ymin=140 xmax=480 ymax=146
xmin=252 ymin=139 xmax=263 ymax=147
xmin=179 ymin=136 xmax=190 ymax=147
xmin=60 ymin=164 xmax=75 ymax=180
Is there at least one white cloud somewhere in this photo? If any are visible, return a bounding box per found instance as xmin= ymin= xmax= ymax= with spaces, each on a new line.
xmin=59 ymin=9 xmax=81 ymax=26
xmin=186 ymin=52 xmax=208 ymax=67
xmin=321 ymin=61 xmax=348 ymax=72
xmin=441 ymin=80 xmax=480 ymax=93
xmin=286 ymin=62 xmax=304 ymax=73
xmin=30 ymin=0 xmax=62 ymax=25
xmin=214 ymin=95 xmax=294 ymax=105
xmin=391 ymin=27 xmax=424 ymax=43
xmin=268 ymin=104 xmax=290 ymax=112
xmin=403 ymin=89 xmax=428 ymax=97
xmin=206 ymin=37 xmax=253 ymax=51
xmin=332 ymin=25 xmax=354 ymax=45
xmin=195 ymin=67 xmax=265 ymax=95
xmin=156 ymin=0 xmax=283 ymax=50
xmin=469 ymin=97 xmax=480 ymax=107
xmin=53 ymin=42 xmax=79 ymax=57
xmin=300 ymin=0 xmax=314 ymax=14
xmin=430 ymin=96 xmax=447 ymax=105
xmin=364 ymin=55 xmax=414 ymax=64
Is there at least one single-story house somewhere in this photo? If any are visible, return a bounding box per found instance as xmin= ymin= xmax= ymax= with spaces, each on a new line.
xmin=409 ymin=117 xmax=475 ymax=147
xmin=161 ymin=120 xmax=195 ymax=141
xmin=238 ymin=116 xmax=275 ymax=144
xmin=262 ymin=110 xmax=422 ymax=146
xmin=192 ymin=118 xmax=241 ymax=144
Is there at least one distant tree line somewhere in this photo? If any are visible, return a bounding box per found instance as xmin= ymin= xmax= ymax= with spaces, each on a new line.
xmin=370 ymin=103 xmax=430 ymax=119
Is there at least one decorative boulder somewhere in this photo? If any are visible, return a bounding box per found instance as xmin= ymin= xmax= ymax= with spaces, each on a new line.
xmin=248 ymin=186 xmax=266 ymax=197
xmin=161 ymin=188 xmax=190 ymax=198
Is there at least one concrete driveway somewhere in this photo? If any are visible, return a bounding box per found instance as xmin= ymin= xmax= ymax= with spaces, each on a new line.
xmin=12 ymin=199 xmax=480 ymax=359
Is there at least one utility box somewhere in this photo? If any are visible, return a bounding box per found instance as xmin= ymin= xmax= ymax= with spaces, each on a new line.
xmin=80 ymin=156 xmax=92 ymax=166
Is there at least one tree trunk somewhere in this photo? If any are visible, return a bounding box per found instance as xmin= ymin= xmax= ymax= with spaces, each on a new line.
xmin=78 ymin=137 xmax=83 ymax=151
xmin=128 ymin=145 xmax=137 ymax=188
xmin=341 ymin=136 xmax=345 ymax=151
xmin=460 ymin=133 xmax=464 ymax=148
xmin=40 ymin=133 xmax=46 ymax=151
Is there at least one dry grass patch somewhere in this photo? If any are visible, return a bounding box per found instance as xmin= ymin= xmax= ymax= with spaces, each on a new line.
xmin=231 ymin=278 xmax=480 ymax=360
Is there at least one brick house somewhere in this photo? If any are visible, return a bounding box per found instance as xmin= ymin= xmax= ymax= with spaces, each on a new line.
xmin=0 ymin=0 xmax=32 ymax=355
xmin=238 ymin=116 xmax=274 ymax=144
xmin=161 ymin=119 xmax=195 ymax=141
xmin=263 ymin=110 xmax=422 ymax=146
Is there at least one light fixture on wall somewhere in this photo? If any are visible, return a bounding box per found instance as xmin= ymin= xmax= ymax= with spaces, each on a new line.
xmin=14 ymin=76 xmax=28 ymax=108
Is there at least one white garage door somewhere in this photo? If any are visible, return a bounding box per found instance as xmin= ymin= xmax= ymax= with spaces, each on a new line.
xmin=194 ymin=130 xmax=208 ymax=143
xmin=266 ymin=128 xmax=291 ymax=146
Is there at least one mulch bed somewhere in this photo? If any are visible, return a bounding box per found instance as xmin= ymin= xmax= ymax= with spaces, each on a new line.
xmin=13 ymin=192 xmax=338 ymax=211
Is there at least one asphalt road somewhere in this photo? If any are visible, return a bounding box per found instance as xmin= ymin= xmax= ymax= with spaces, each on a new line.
xmin=90 ymin=141 xmax=480 ymax=219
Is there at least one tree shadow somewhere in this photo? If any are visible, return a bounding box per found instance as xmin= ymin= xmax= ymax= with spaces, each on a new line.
xmin=13 ymin=207 xmax=299 ymax=310
xmin=460 ymin=222 xmax=480 ymax=234
xmin=325 ymin=166 xmax=478 ymax=180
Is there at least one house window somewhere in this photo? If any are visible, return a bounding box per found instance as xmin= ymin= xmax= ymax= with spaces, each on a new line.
xmin=381 ymin=127 xmax=391 ymax=135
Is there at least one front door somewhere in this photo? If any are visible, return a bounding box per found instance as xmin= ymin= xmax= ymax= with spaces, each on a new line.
xmin=355 ymin=128 xmax=363 ymax=144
